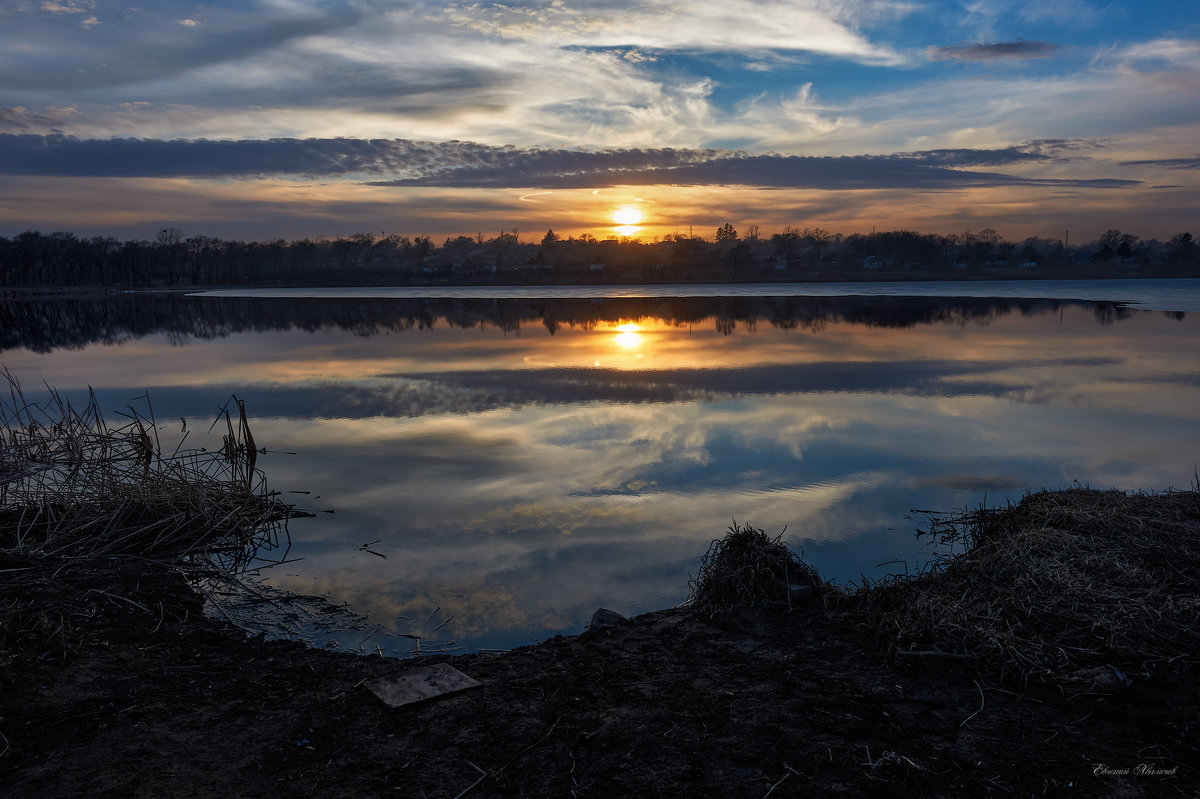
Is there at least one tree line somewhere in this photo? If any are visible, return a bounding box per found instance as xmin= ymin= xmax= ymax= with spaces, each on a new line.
xmin=1 ymin=224 xmax=1196 ymax=288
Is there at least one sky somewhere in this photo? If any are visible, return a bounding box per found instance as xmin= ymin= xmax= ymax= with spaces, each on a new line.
xmin=1 ymin=0 xmax=1198 ymax=244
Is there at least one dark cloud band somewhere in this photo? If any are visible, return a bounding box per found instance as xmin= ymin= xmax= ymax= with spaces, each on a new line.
xmin=1119 ymin=157 xmax=1200 ymax=170
xmin=929 ymin=41 xmax=1060 ymax=61
xmin=0 ymin=133 xmax=1137 ymax=190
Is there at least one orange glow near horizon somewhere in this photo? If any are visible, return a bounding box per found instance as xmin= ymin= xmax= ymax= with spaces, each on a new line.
xmin=6 ymin=177 xmax=1195 ymax=245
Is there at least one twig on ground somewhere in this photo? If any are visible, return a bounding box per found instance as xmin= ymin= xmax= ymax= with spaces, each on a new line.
xmin=960 ymin=680 xmax=986 ymax=728
xmin=452 ymin=761 xmax=487 ymax=799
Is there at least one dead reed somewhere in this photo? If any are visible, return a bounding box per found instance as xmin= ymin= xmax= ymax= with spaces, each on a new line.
xmin=0 ymin=369 xmax=304 ymax=671
xmin=843 ymin=488 xmax=1200 ymax=687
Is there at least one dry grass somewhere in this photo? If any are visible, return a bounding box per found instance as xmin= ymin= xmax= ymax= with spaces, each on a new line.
xmin=0 ymin=372 xmax=284 ymax=561
xmin=689 ymin=491 xmax=1200 ymax=689
xmin=0 ymin=370 xmax=304 ymax=672
xmin=844 ymin=488 xmax=1200 ymax=687
xmin=688 ymin=522 xmax=824 ymax=615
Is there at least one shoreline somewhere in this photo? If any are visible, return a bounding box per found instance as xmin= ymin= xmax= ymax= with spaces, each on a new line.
xmin=7 ymin=276 xmax=1198 ymax=316
xmin=3 ymin=488 xmax=1197 ymax=797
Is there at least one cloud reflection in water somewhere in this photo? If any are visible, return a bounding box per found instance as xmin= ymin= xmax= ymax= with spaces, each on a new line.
xmin=1 ymin=294 xmax=1197 ymax=651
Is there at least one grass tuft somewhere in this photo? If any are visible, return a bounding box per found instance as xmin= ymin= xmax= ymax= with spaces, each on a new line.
xmin=687 ymin=521 xmax=824 ymax=615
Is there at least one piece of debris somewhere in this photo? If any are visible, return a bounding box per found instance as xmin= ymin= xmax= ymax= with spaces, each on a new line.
xmin=358 ymin=539 xmax=387 ymax=558
xmin=588 ymin=608 xmax=627 ymax=632
xmin=1066 ymin=665 xmax=1135 ymax=695
xmin=364 ymin=662 xmax=481 ymax=709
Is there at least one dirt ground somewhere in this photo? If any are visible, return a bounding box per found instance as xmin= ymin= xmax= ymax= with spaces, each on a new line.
xmin=1 ymin=554 xmax=1196 ymax=799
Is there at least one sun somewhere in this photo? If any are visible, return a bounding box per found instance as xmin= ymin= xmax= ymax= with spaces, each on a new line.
xmin=612 ymin=206 xmax=644 ymax=226
xmin=611 ymin=205 xmax=645 ymax=237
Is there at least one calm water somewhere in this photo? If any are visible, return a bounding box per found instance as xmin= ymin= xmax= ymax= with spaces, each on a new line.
xmin=3 ymin=282 xmax=1198 ymax=653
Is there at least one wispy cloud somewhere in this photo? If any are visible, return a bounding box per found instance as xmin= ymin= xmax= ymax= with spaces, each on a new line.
xmin=445 ymin=0 xmax=909 ymax=65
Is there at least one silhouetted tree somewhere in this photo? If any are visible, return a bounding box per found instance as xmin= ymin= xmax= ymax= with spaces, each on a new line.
xmin=725 ymin=241 xmax=752 ymax=281
xmin=771 ymin=226 xmax=801 ymax=261
xmin=1167 ymin=232 xmax=1197 ymax=272
xmin=803 ymin=227 xmax=832 ymax=265
xmin=155 ymin=227 xmax=185 ymax=285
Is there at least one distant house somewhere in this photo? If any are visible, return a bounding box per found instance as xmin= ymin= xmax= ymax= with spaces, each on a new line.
xmin=589 ymin=263 xmax=607 ymax=272
xmin=861 ymin=256 xmax=882 ymax=270
xmin=453 ymin=259 xmax=496 ymax=278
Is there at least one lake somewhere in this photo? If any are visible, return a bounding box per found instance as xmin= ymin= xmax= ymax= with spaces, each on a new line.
xmin=2 ymin=280 xmax=1198 ymax=654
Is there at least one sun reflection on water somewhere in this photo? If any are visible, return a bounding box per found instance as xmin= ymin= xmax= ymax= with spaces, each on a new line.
xmin=613 ymin=322 xmax=643 ymax=349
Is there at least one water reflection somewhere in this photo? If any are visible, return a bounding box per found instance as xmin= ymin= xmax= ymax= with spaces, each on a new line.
xmin=0 ymin=293 xmax=1153 ymax=355
xmin=2 ymin=293 xmax=1198 ymax=652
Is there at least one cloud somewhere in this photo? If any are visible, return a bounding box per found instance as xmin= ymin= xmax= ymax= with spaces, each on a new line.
xmin=804 ymin=39 xmax=1200 ymax=156
xmin=929 ymin=40 xmax=1060 ymax=61
xmin=4 ymin=3 xmax=1196 ymax=162
xmin=889 ymin=145 xmax=1052 ymax=167
xmin=0 ymin=0 xmax=904 ymax=150
xmin=1118 ymin=157 xmax=1200 ymax=170
xmin=374 ymin=152 xmax=1135 ymax=191
xmin=1018 ymin=0 xmax=1102 ymax=26
xmin=1109 ymin=38 xmax=1200 ymax=74
xmin=39 ymin=0 xmax=94 ymax=16
xmin=445 ymin=0 xmax=908 ymax=65
xmin=0 ymin=106 xmax=80 ymax=132
xmin=0 ymin=134 xmax=1139 ymax=191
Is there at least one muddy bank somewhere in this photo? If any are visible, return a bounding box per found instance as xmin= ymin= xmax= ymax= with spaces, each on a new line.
xmin=3 ymin=489 xmax=1198 ymax=797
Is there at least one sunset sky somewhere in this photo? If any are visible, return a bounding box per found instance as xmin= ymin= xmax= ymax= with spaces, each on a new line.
xmin=1 ymin=0 xmax=1197 ymax=244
